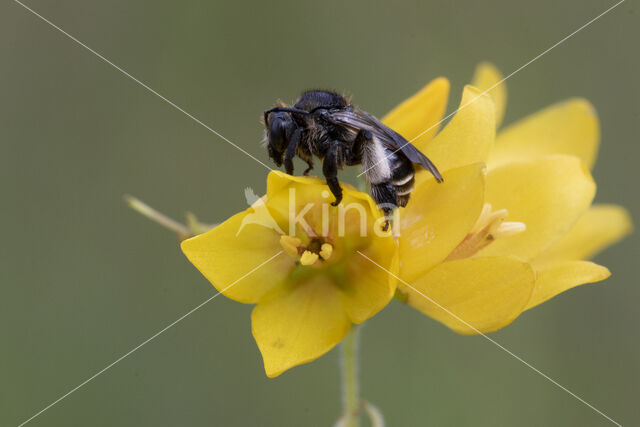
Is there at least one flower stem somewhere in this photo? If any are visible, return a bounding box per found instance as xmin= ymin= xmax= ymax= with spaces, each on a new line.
xmin=340 ymin=325 xmax=360 ymax=427
xmin=124 ymin=195 xmax=190 ymax=237
xmin=124 ymin=195 xmax=215 ymax=240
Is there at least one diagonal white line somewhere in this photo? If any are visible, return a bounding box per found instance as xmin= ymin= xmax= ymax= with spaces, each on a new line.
xmin=357 ymin=251 xmax=622 ymax=426
xmin=358 ymin=0 xmax=625 ymax=178
xmin=13 ymin=0 xmax=274 ymax=172
xmin=17 ymin=251 xmax=283 ymax=427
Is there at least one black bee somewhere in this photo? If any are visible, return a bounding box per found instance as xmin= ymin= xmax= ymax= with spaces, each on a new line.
xmin=263 ymin=90 xmax=443 ymax=229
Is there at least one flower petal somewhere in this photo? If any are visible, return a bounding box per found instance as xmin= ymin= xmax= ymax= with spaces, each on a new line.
xmin=490 ymin=98 xmax=600 ymax=170
xmin=525 ymin=261 xmax=610 ymax=310
xmin=252 ymin=276 xmax=351 ymax=377
xmin=181 ymin=210 xmax=293 ymax=303
xmin=400 ymin=163 xmax=485 ymax=283
xmin=534 ymin=204 xmax=632 ymax=266
xmin=479 ymin=155 xmax=596 ymax=260
xmin=471 ymin=62 xmax=507 ymax=127
xmin=422 ymin=85 xmax=495 ymax=171
xmin=263 ymin=171 xmax=399 ymax=325
xmin=341 ymin=247 xmax=398 ymax=324
xmin=266 ymin=171 xmax=380 ymax=238
xmin=400 ymin=256 xmax=534 ymax=334
xmin=382 ymin=77 xmax=450 ymax=147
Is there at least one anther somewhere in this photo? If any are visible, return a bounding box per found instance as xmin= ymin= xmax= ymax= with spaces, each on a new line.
xmin=319 ymin=243 xmax=333 ymax=260
xmin=300 ymin=250 xmax=319 ymax=266
xmin=446 ymin=203 xmax=526 ymax=261
xmin=280 ymin=235 xmax=302 ymax=258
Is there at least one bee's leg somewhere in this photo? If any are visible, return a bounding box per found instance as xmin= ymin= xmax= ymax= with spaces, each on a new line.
xmin=323 ymin=141 xmax=343 ymax=206
xmin=303 ymin=160 xmax=314 ymax=176
xmin=346 ymin=129 xmax=370 ymax=165
xmin=284 ymin=128 xmax=301 ymax=175
xmin=382 ymin=209 xmax=393 ymax=232
xmin=370 ymin=182 xmax=397 ymax=231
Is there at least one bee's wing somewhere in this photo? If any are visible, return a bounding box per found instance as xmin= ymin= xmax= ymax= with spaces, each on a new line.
xmin=329 ymin=109 xmax=443 ymax=182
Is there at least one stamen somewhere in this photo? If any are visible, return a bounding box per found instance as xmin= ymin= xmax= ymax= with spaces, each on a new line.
xmin=280 ymin=233 xmax=332 ymax=266
xmin=447 ymin=203 xmax=526 ymax=261
xmin=319 ymin=243 xmax=333 ymax=260
xmin=469 ymin=203 xmax=493 ymax=234
xmin=280 ymin=235 xmax=302 ymax=258
xmin=300 ymin=250 xmax=319 ymax=266
xmin=494 ymin=221 xmax=526 ymax=238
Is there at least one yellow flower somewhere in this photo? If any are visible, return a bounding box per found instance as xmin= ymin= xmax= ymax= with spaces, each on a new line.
xmin=181 ymin=63 xmax=631 ymax=376
xmin=181 ymin=172 xmax=397 ymax=377
xmin=383 ymin=63 xmax=632 ymax=334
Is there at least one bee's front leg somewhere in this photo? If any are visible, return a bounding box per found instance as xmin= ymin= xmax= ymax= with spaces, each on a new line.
xmin=323 ymin=141 xmax=343 ymax=206
xmin=284 ymin=128 xmax=301 ymax=175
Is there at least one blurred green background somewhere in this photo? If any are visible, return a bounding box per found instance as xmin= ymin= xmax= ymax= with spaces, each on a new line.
xmin=1 ymin=0 xmax=638 ymax=426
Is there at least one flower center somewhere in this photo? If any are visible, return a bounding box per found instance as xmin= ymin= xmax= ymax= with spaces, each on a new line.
xmin=280 ymin=234 xmax=334 ymax=266
xmin=446 ymin=203 xmax=526 ymax=261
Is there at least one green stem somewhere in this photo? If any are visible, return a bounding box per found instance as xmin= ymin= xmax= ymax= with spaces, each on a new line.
xmin=124 ymin=195 xmax=216 ymax=240
xmin=124 ymin=194 xmax=191 ymax=238
xmin=340 ymin=325 xmax=360 ymax=427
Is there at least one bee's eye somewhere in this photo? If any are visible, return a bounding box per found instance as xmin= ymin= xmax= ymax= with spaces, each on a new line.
xmin=268 ymin=115 xmax=290 ymax=149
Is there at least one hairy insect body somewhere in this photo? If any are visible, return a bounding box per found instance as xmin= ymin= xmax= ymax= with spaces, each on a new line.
xmin=263 ymin=90 xmax=442 ymax=227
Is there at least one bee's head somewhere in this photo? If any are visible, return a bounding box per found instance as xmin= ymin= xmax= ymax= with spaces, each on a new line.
xmin=263 ymin=107 xmax=306 ymax=167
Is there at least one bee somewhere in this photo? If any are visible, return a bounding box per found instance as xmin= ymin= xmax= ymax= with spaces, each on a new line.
xmin=263 ymin=90 xmax=443 ymax=230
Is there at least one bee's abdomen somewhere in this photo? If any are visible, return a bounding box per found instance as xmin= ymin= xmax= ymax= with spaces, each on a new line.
xmin=391 ymin=156 xmax=415 ymax=207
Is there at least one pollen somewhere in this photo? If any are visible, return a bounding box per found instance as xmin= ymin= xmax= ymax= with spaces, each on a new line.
xmin=447 ymin=203 xmax=526 ymax=261
xmin=280 ymin=233 xmax=333 ymax=266
xmin=280 ymin=235 xmax=302 ymax=258
xmin=300 ymin=250 xmax=319 ymax=266
xmin=319 ymin=243 xmax=333 ymax=260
